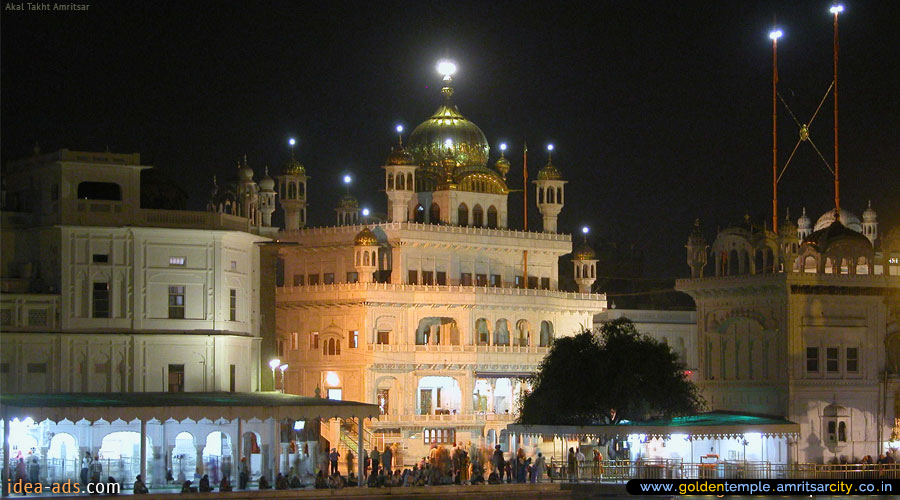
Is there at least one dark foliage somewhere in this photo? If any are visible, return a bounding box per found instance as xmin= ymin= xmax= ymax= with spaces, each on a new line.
xmin=518 ymin=318 xmax=704 ymax=425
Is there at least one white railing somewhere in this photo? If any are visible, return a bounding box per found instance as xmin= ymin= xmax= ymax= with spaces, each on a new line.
xmin=281 ymin=221 xmax=573 ymax=242
xmin=367 ymin=343 xmax=549 ymax=354
xmin=138 ymin=209 xmax=253 ymax=232
xmin=373 ymin=412 xmax=516 ymax=425
xmin=277 ymin=281 xmax=603 ymax=301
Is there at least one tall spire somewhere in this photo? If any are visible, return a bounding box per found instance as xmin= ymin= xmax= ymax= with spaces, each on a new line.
xmin=831 ymin=4 xmax=844 ymax=212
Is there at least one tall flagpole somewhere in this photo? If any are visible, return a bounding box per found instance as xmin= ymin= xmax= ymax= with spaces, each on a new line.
xmin=770 ymin=29 xmax=782 ymax=234
xmin=831 ymin=5 xmax=843 ymax=212
xmin=523 ymin=141 xmax=529 ymax=288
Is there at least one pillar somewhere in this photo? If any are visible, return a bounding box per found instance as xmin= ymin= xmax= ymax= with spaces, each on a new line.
xmin=151 ymin=446 xmax=164 ymax=488
xmin=357 ymin=416 xmax=365 ymax=487
xmin=140 ymin=420 xmax=148 ymax=485
xmin=195 ymin=444 xmax=204 ymax=475
xmin=3 ymin=414 xmax=10 ymax=498
xmin=40 ymin=446 xmax=49 ymax=483
xmin=271 ymin=418 xmax=280 ymax=478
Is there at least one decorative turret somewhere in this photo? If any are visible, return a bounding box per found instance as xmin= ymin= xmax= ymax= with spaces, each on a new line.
xmin=258 ymin=167 xmax=276 ymax=227
xmin=278 ymin=141 xmax=308 ymax=231
xmin=533 ymin=145 xmax=567 ymax=233
xmin=780 ymin=209 xmax=800 ymax=260
xmin=336 ymin=193 xmax=360 ymax=225
xmin=797 ymin=207 xmax=813 ymax=240
xmin=861 ymin=200 xmax=878 ymax=245
xmin=353 ymin=227 xmax=379 ymax=283
xmin=494 ymin=144 xmax=510 ymax=180
xmin=572 ymin=229 xmax=598 ymax=293
xmin=686 ymin=219 xmax=708 ymax=278
xmin=383 ymin=126 xmax=417 ymax=222
xmin=236 ymin=155 xmax=260 ymax=225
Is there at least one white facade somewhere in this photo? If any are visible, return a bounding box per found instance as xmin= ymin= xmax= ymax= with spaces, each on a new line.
xmin=1 ymin=149 xmax=273 ymax=395
xmin=676 ymin=207 xmax=900 ymax=464
xmin=595 ymin=308 xmax=698 ymax=373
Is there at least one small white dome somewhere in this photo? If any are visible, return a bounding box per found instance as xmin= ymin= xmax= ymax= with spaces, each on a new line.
xmin=259 ymin=167 xmax=275 ymax=191
xmin=814 ymin=208 xmax=861 ymax=233
xmin=862 ymin=200 xmax=877 ymax=222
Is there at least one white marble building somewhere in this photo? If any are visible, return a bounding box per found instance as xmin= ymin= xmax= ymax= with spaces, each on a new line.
xmin=274 ymin=70 xmax=607 ymax=461
xmin=676 ymin=207 xmax=900 ymax=463
xmin=0 ymin=148 xmax=284 ymax=485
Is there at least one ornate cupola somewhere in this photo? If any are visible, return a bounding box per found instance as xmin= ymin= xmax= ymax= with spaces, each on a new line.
xmin=494 ymin=144 xmax=510 ymax=180
xmin=861 ymin=200 xmax=878 ymax=245
xmin=336 ymin=193 xmax=360 ymax=226
xmin=533 ymin=145 xmax=567 ymax=233
xmin=278 ymin=146 xmax=308 ymax=231
xmin=686 ymin=219 xmax=709 ymax=278
xmin=572 ymin=238 xmax=598 ymax=293
xmin=353 ymin=227 xmax=379 ymax=283
xmin=258 ymin=167 xmax=276 ymax=227
xmin=383 ymin=126 xmax=418 ymax=223
xmin=797 ymin=207 xmax=813 ymax=240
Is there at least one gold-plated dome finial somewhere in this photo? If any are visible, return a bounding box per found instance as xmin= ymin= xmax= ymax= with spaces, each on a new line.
xmin=494 ymin=143 xmax=510 ymax=180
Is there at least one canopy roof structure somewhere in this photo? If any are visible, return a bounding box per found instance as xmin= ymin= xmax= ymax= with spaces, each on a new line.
xmin=507 ymin=411 xmax=800 ymax=440
xmin=0 ymin=392 xmax=380 ymax=422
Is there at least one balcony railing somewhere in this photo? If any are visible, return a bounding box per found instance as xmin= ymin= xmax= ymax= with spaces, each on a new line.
xmin=372 ymin=412 xmax=516 ymax=425
xmin=282 ymin=221 xmax=573 ymax=242
xmin=277 ymin=281 xmax=604 ymax=301
xmin=367 ymin=343 xmax=550 ymax=354
xmin=0 ymin=293 xmax=60 ymax=330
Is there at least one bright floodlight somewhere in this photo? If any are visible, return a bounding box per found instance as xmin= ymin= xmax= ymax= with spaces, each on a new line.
xmin=547 ymin=144 xmax=554 ymax=151
xmin=362 ymin=208 xmax=370 ymax=216
xmin=325 ymin=371 xmax=341 ymax=387
xmin=582 ymin=226 xmax=590 ymax=234
xmin=500 ymin=143 xmax=507 ymax=151
xmin=769 ymin=29 xmax=783 ymax=40
xmin=437 ymin=60 xmax=457 ymax=77
xmin=268 ymin=359 xmax=281 ymax=370
xmin=444 ymin=138 xmax=453 ymax=148
xmin=279 ymin=364 xmax=288 ymax=372
xmin=396 ymin=125 xmax=404 ymax=133
xmin=288 ymin=138 xmax=296 ymax=146
xmin=830 ymin=4 xmax=844 ymax=13
xmin=343 ymin=175 xmax=352 ymax=184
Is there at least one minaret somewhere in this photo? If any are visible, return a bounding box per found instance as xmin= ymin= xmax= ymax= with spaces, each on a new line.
xmin=353 ymin=227 xmax=379 ymax=283
xmin=258 ymin=167 xmax=276 ymax=227
xmin=533 ymin=145 xmax=566 ymax=233
xmin=383 ymin=126 xmax=417 ymax=223
xmin=780 ymin=209 xmax=800 ymax=263
xmin=237 ymin=155 xmax=259 ymax=224
xmin=686 ymin=219 xmax=708 ymax=279
xmin=278 ymin=145 xmax=308 ymax=231
xmin=797 ymin=207 xmax=813 ymax=240
xmin=861 ymin=200 xmax=878 ymax=245
xmin=572 ymin=234 xmax=598 ymax=293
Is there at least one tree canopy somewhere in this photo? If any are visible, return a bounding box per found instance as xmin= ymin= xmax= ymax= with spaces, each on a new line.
xmin=518 ymin=318 xmax=704 ymax=425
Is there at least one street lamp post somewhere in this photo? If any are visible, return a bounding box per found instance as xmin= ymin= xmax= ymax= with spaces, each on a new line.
xmin=279 ymin=364 xmax=288 ymax=393
xmin=268 ymin=359 xmax=280 ymax=392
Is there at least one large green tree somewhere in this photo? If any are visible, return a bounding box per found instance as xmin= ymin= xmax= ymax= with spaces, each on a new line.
xmin=518 ymin=318 xmax=704 ymax=425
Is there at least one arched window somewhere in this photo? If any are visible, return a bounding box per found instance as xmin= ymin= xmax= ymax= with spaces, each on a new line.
xmin=476 ymin=318 xmax=490 ymax=345
xmin=557 ymin=187 xmax=563 ymax=204
xmin=77 ymin=182 xmax=122 ymax=201
xmin=287 ymin=183 xmax=296 ymax=199
xmin=472 ymin=205 xmax=484 ymax=227
xmin=458 ymin=203 xmax=469 ymax=226
xmin=406 ymin=173 xmax=413 ymax=191
xmin=387 ymin=173 xmax=394 ymax=190
xmin=539 ymin=321 xmax=553 ymax=347
xmin=547 ymin=189 xmax=554 ymax=204
xmin=429 ymin=203 xmax=441 ymax=224
xmin=415 ymin=205 xmax=425 ymax=223
xmin=397 ymin=174 xmax=405 ymax=190
xmin=298 ymin=182 xmax=305 ymax=197
xmin=494 ymin=319 xmax=510 ymax=346
xmin=487 ymin=206 xmax=498 ymax=228
xmin=363 ymin=251 xmax=370 ymax=266
xmin=838 ymin=421 xmax=847 ymax=442
xmin=538 ymin=188 xmax=544 ymax=204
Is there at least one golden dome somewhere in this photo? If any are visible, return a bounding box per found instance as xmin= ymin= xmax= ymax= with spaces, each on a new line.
xmin=337 ymin=193 xmax=359 ymax=209
xmin=283 ymin=157 xmax=306 ymax=176
xmin=494 ymin=154 xmax=510 ymax=180
xmin=386 ymin=146 xmax=416 ymax=166
xmin=354 ymin=227 xmax=378 ymax=246
xmin=537 ymin=159 xmax=563 ymax=180
xmin=407 ymin=84 xmax=490 ymax=179
xmin=573 ymin=243 xmax=597 ymax=261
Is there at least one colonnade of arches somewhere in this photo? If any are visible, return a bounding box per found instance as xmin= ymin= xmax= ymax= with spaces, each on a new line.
xmin=414 ymin=203 xmax=499 ymax=228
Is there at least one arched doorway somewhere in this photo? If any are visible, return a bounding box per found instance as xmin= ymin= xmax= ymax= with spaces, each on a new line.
xmin=202 ymin=431 xmax=233 ymax=484
xmin=429 ymin=203 xmax=441 ymax=224
xmin=48 ymin=432 xmax=79 ymax=482
xmin=487 ymin=206 xmax=498 ymax=228
xmin=458 ymin=203 xmax=469 ymax=226
xmin=171 ymin=431 xmax=196 ymax=483
xmin=99 ymin=431 xmax=152 ymax=485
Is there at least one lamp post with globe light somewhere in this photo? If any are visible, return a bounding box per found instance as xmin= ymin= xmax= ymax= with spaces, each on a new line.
xmin=268 ymin=359 xmax=280 ymax=392
xmin=279 ymin=364 xmax=288 ymax=393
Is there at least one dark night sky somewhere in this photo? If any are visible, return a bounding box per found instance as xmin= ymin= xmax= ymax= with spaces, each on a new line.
xmin=3 ymin=0 xmax=898 ymax=279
